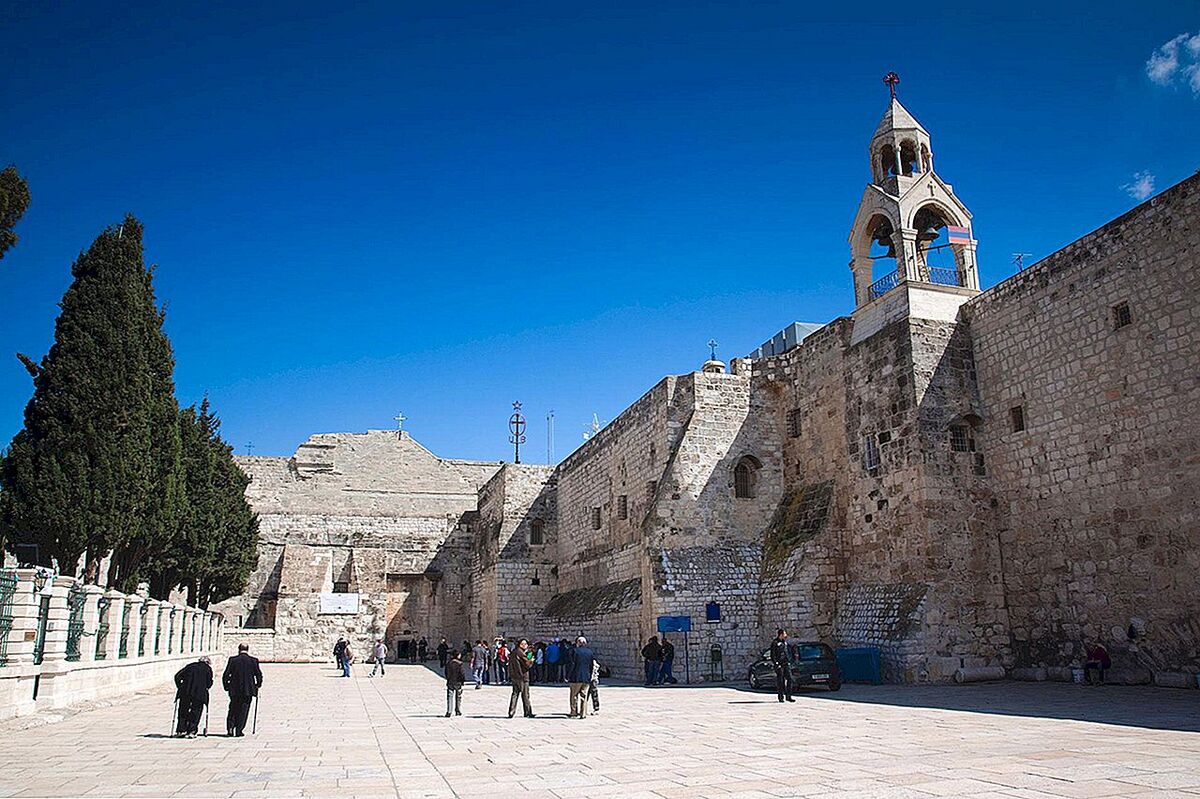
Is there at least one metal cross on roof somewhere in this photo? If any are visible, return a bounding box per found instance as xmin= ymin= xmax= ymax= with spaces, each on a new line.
xmin=707 ymin=338 xmax=718 ymax=360
xmin=883 ymin=72 xmax=900 ymax=99
xmin=394 ymin=412 xmax=406 ymax=431
xmin=244 ymin=442 xmax=254 ymax=456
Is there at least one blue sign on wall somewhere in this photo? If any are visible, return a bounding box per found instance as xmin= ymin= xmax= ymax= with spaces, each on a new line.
xmin=705 ymin=601 xmax=722 ymax=622
xmin=657 ymin=615 xmax=692 ymax=633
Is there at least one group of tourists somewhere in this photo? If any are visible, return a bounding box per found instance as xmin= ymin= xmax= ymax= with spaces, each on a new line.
xmin=171 ymin=643 xmax=263 ymax=738
xmin=640 ymin=635 xmax=679 ymax=686
xmin=441 ymin=636 xmax=600 ymax=719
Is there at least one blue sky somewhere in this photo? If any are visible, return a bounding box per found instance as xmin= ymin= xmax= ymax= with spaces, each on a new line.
xmin=2 ymin=1 xmax=1197 ymax=463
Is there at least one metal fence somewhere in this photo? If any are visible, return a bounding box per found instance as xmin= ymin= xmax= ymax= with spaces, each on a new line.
xmin=32 ymin=594 xmax=50 ymax=665
xmin=868 ymin=270 xmax=903 ymax=301
xmin=928 ymin=266 xmax=961 ymax=287
xmin=166 ymin=610 xmax=175 ymax=655
xmin=0 ymin=571 xmax=16 ymax=667
xmin=95 ymin=597 xmax=110 ymax=660
xmin=64 ymin=583 xmax=87 ymax=662
xmin=118 ymin=602 xmax=131 ymax=659
xmin=154 ymin=612 xmax=162 ymax=656
xmin=139 ymin=604 xmax=149 ymax=657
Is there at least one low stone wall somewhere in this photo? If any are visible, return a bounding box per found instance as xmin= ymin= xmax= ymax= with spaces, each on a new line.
xmin=0 ymin=569 xmax=226 ymax=721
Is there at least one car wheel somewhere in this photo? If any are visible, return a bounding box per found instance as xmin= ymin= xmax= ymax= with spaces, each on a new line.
xmin=748 ymin=670 xmax=759 ymax=689
xmin=828 ymin=679 xmax=842 ymax=692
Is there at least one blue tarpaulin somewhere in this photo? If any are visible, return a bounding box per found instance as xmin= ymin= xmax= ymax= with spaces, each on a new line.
xmin=836 ymin=646 xmax=882 ymax=684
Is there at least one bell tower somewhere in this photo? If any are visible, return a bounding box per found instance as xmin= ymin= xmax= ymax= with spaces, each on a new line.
xmin=849 ymin=73 xmax=980 ymax=307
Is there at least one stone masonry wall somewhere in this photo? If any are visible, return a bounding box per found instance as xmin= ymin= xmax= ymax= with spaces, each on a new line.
xmin=965 ymin=173 xmax=1200 ymax=680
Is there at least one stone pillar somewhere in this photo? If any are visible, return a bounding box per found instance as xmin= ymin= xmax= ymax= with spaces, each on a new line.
xmin=951 ymin=240 xmax=980 ymax=290
xmin=850 ymin=255 xmax=875 ymax=307
xmin=896 ymin=228 xmax=922 ymax=283
xmin=101 ymin=590 xmax=125 ymax=661
xmin=5 ymin=569 xmax=39 ymax=665
xmin=124 ymin=593 xmax=144 ymax=660
xmin=186 ymin=607 xmax=199 ymax=653
xmin=78 ymin=585 xmax=104 ymax=663
xmin=174 ymin=605 xmax=187 ymax=655
xmin=40 ymin=576 xmax=75 ymax=664
xmin=144 ymin=600 xmax=162 ymax=658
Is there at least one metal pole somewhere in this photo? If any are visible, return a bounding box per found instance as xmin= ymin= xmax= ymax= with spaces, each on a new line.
xmin=203 ymin=703 xmax=208 ymax=737
xmin=171 ymin=697 xmax=178 ymax=736
xmin=685 ymin=630 xmax=690 ymax=685
xmin=252 ymin=695 xmax=259 ymax=734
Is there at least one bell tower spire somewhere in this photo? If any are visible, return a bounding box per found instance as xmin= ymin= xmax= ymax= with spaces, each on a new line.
xmin=848 ymin=75 xmax=980 ymax=307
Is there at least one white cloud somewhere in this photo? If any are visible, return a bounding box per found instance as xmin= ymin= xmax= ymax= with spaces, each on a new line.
xmin=1122 ymin=171 xmax=1156 ymax=201
xmin=1146 ymin=32 xmax=1200 ymax=94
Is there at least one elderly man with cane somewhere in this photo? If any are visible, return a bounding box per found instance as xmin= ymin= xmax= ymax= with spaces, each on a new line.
xmin=173 ymin=656 xmax=213 ymax=738
xmin=222 ymin=643 xmax=263 ymax=737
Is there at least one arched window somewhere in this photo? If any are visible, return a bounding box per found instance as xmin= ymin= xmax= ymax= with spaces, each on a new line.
xmin=899 ymin=140 xmax=919 ymax=175
xmin=529 ymin=519 xmax=545 ymax=545
xmin=733 ymin=456 xmax=760 ymax=499
xmin=879 ymin=144 xmax=897 ymax=178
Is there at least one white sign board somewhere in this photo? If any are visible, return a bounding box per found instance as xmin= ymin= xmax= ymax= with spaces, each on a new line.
xmin=319 ymin=592 xmax=361 ymax=615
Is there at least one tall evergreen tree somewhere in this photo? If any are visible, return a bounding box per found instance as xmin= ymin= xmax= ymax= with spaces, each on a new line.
xmin=151 ymin=397 xmax=257 ymax=606
xmin=0 ymin=216 xmax=181 ymax=586
xmin=0 ymin=165 xmax=31 ymax=260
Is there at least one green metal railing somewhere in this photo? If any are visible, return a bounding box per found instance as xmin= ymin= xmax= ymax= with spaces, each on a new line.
xmin=154 ymin=612 xmax=162 ymax=656
xmin=118 ymin=602 xmax=131 ymax=659
xmin=0 ymin=571 xmax=17 ymax=666
xmin=138 ymin=604 xmax=149 ymax=657
xmin=64 ymin=583 xmax=86 ymax=661
xmin=167 ymin=610 xmax=175 ymax=654
xmin=190 ymin=616 xmax=197 ymax=652
xmin=32 ymin=594 xmax=50 ymax=665
xmin=94 ymin=597 xmax=110 ymax=660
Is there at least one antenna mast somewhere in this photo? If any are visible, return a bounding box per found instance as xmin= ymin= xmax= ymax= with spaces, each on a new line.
xmin=546 ymin=409 xmax=555 ymax=464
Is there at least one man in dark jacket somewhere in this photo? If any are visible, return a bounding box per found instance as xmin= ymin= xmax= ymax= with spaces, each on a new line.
xmin=567 ymin=636 xmax=595 ymax=718
xmin=770 ymin=628 xmax=794 ymax=703
xmin=222 ymin=643 xmax=263 ymax=737
xmin=437 ymin=638 xmax=449 ymax=668
xmin=444 ymin=649 xmax=466 ymax=717
xmin=507 ymin=638 xmax=535 ymax=718
xmin=642 ymin=636 xmax=662 ymax=686
xmin=659 ymin=637 xmax=677 ymax=685
xmin=174 ymin=656 xmax=213 ymax=738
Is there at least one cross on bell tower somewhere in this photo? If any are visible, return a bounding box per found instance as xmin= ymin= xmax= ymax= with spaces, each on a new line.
xmin=847 ymin=74 xmax=980 ymax=307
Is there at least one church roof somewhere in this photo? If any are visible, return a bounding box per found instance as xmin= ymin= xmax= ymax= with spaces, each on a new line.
xmin=873 ymin=98 xmax=928 ymax=139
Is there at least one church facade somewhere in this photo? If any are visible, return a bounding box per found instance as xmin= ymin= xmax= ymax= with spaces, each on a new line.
xmin=215 ymin=94 xmax=1200 ymax=685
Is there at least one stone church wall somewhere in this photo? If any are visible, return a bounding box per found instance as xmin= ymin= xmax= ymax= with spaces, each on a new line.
xmin=964 ymin=173 xmax=1200 ymax=680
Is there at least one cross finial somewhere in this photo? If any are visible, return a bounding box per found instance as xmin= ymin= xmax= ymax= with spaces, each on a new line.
xmin=707 ymin=339 xmax=718 ymax=360
xmin=883 ymin=72 xmax=900 ymax=100
xmin=393 ymin=412 xmax=406 ymax=432
xmin=244 ymin=442 xmax=254 ymax=456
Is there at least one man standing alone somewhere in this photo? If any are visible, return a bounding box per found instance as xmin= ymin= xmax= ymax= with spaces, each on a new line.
xmin=507 ymin=638 xmax=535 ymax=718
xmin=770 ymin=629 xmax=794 ymax=703
xmin=471 ymin=640 xmax=489 ymax=689
xmin=222 ymin=643 xmax=263 ymax=736
xmin=437 ymin=638 xmax=449 ymax=669
xmin=567 ymin=636 xmax=595 ymax=719
xmin=369 ymin=639 xmax=387 ymax=678
xmin=173 ymin=656 xmax=213 ymax=738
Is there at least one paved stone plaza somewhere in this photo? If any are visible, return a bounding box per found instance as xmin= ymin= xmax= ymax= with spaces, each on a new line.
xmin=1 ymin=664 xmax=1198 ymax=798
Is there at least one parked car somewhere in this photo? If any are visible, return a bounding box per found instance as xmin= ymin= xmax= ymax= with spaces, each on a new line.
xmin=747 ymin=641 xmax=842 ymax=691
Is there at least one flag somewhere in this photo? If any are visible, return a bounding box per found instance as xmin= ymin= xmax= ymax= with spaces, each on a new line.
xmin=946 ymin=225 xmax=971 ymax=244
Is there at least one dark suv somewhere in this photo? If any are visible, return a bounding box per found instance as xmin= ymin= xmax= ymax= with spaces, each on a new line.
xmin=747 ymin=641 xmax=842 ymax=691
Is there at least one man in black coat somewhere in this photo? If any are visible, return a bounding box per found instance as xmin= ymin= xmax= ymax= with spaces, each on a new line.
xmin=222 ymin=643 xmax=263 ymax=737
xmin=174 ymin=656 xmax=213 ymax=738
xmin=770 ymin=628 xmax=795 ymax=703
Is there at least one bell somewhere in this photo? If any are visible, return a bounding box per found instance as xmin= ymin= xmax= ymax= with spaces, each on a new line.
xmin=917 ymin=225 xmax=940 ymax=243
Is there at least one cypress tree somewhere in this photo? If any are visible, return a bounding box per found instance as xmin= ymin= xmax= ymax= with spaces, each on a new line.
xmin=156 ymin=397 xmax=257 ymax=607
xmin=0 ymin=165 xmax=31 ymax=260
xmin=0 ymin=216 xmax=181 ymax=585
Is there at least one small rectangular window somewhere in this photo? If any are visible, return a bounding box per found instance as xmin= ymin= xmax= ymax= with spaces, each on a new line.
xmin=529 ymin=519 xmax=545 ymax=546
xmin=649 ymin=444 xmax=656 ymax=465
xmin=332 ymin=581 xmax=350 ymax=594
xmin=949 ymin=425 xmax=973 ymax=452
xmin=1010 ymin=405 xmax=1026 ymax=433
xmin=591 ymin=507 xmax=601 ymax=529
xmin=1112 ymin=302 xmax=1132 ymax=330
xmin=862 ymin=436 xmax=880 ymax=471
xmin=877 ymin=430 xmax=892 ymax=445
xmin=617 ymin=495 xmax=628 ymax=520
xmin=787 ymin=408 xmax=802 ymax=438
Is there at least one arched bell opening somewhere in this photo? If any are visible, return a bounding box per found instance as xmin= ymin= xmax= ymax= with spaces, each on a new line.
xmin=912 ymin=204 xmax=967 ymax=284
xmin=920 ymin=143 xmax=932 ymax=173
xmin=899 ymin=140 xmax=920 ymax=176
xmin=866 ymin=214 xmax=898 ymax=279
xmin=879 ymin=143 xmax=898 ymax=179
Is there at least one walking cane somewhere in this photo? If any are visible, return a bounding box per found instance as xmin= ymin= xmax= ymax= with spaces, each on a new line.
xmin=252 ymin=694 xmax=259 ymax=735
xmin=202 ymin=703 xmax=209 ymax=737
xmin=171 ymin=697 xmax=178 ymax=736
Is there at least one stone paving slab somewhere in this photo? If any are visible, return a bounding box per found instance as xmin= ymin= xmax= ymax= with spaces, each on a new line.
xmin=0 ymin=664 xmax=1198 ymax=798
